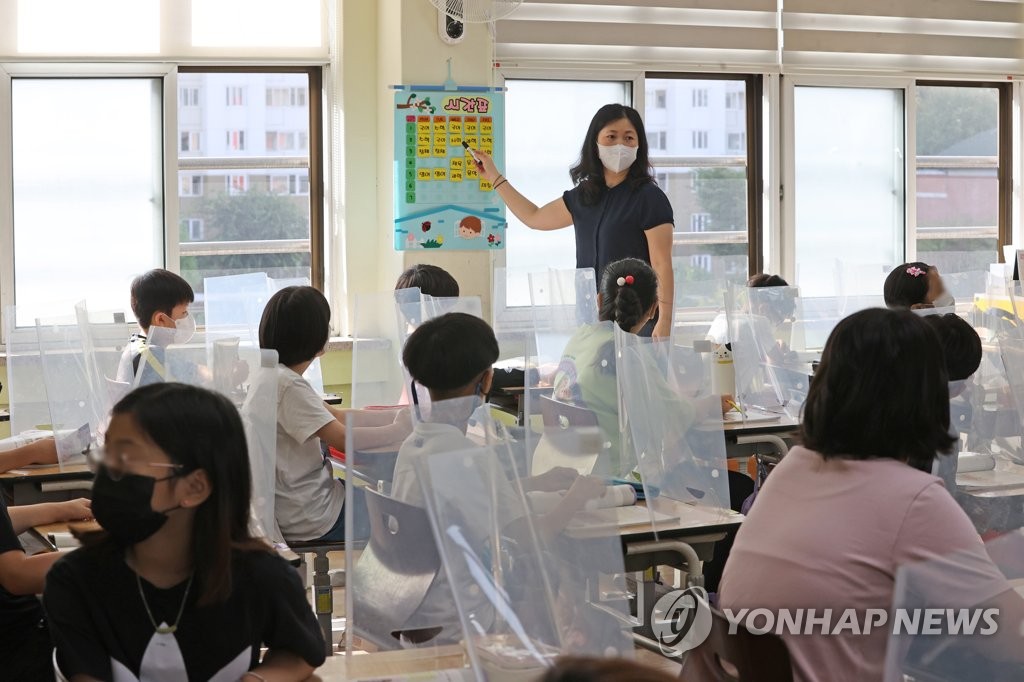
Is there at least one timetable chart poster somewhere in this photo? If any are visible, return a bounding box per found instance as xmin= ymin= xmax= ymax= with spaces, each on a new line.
xmin=393 ymin=89 xmax=506 ymax=251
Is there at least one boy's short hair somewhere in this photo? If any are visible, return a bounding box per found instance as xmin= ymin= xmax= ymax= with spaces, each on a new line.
xmin=258 ymin=286 xmax=331 ymax=366
xmin=403 ymin=313 xmax=499 ymax=392
xmin=130 ymin=269 xmax=195 ymax=331
xmin=924 ymin=313 xmax=983 ymax=381
xmin=395 ymin=264 xmax=460 ymax=298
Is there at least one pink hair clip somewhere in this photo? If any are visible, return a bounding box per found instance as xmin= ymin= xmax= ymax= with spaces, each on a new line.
xmin=906 ymin=266 xmax=926 ymax=278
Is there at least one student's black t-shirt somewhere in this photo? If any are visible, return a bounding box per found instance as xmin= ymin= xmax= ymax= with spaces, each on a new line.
xmin=0 ymin=496 xmax=47 ymax=645
xmin=563 ymin=180 xmax=674 ymax=281
xmin=44 ymin=543 xmax=325 ymax=680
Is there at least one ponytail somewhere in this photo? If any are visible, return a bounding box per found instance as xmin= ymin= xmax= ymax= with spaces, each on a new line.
xmin=599 ymin=258 xmax=658 ymax=332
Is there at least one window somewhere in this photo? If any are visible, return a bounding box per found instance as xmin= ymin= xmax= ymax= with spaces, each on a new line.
xmin=11 ymin=78 xmax=163 ymax=324
xmin=180 ymin=87 xmax=200 ymax=107
xmin=653 ymin=89 xmax=667 ymax=108
xmin=503 ymin=79 xmax=632 ymax=306
xmin=727 ymin=132 xmax=746 ymax=151
xmin=185 ymin=218 xmax=204 ymax=241
xmin=180 ymin=131 xmax=201 ymax=152
xmin=266 ymin=86 xmax=307 ymax=107
xmin=179 ymin=174 xmax=203 ymax=196
xmin=228 ymin=174 xmax=248 ymax=195
xmin=648 ymin=131 xmax=667 ymax=150
xmin=691 ymin=213 xmax=711 ymax=232
xmin=226 ymin=130 xmax=246 ymax=151
xmin=647 ymin=75 xmax=759 ymax=289
xmin=791 ymin=86 xmax=905 ymax=297
xmin=177 ymin=69 xmax=320 ymax=296
xmin=726 ymin=92 xmax=745 ymax=109
xmin=692 ymin=89 xmax=708 ymax=107
xmin=226 ymin=86 xmax=245 ymax=106
xmin=915 ymin=84 xmax=1002 ymax=274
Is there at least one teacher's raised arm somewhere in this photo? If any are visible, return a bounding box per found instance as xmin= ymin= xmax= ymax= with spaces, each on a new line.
xmin=473 ymin=103 xmax=675 ymax=337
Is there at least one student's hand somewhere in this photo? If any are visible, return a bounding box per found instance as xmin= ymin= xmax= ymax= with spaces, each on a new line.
xmin=392 ymin=407 xmax=413 ymax=437
xmin=720 ymin=394 xmax=736 ymax=417
xmin=531 ymin=466 xmax=579 ymax=493
xmin=472 ymin=149 xmax=502 ymax=183
xmin=60 ymin=498 xmax=92 ymax=522
xmin=564 ymin=476 xmax=607 ymax=508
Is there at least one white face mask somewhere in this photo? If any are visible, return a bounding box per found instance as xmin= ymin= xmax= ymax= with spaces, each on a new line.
xmin=932 ymin=292 xmax=956 ymax=309
xmin=173 ymin=313 xmax=196 ymax=344
xmin=597 ymin=143 xmax=637 ymax=173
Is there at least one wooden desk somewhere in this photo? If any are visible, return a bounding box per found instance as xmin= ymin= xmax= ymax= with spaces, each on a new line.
xmin=311 ymin=645 xmax=467 ymax=680
xmin=0 ymin=463 xmax=92 ymax=505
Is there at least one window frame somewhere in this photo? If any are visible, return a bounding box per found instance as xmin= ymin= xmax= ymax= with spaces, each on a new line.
xmin=646 ymin=71 xmax=765 ymax=278
xmin=912 ymin=79 xmax=1013 ymax=264
xmin=0 ymin=63 xmax=325 ymax=341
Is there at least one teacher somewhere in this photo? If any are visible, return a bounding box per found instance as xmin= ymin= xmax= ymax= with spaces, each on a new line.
xmin=473 ymin=104 xmax=675 ymax=337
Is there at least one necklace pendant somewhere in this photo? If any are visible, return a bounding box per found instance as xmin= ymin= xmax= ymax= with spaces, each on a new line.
xmin=155 ymin=624 xmax=177 ymax=635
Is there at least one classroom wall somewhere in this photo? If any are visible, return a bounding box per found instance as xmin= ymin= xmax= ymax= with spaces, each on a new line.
xmin=344 ymin=0 xmax=496 ymax=324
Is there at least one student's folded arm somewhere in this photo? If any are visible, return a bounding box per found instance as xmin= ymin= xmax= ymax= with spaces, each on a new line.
xmin=9 ymin=499 xmax=91 ymax=534
xmin=0 ymin=549 xmax=61 ymax=594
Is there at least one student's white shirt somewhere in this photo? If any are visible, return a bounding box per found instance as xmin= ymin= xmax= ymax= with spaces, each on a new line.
xmin=274 ymin=365 xmax=343 ymax=541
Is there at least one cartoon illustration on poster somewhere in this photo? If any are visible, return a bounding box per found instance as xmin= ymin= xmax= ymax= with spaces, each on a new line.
xmin=393 ymin=88 xmax=506 ymax=251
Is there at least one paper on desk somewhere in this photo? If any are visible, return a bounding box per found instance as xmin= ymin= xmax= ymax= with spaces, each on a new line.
xmin=567 ymin=505 xmax=676 ymax=531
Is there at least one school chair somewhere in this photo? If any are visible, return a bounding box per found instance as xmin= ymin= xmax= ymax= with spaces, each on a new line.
xmin=686 ymin=606 xmax=793 ymax=682
xmin=349 ymin=487 xmax=444 ymax=650
xmin=531 ymin=395 xmax=605 ymax=476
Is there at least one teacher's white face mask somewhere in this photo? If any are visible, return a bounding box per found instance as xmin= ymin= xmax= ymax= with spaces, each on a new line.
xmin=597 ymin=143 xmax=637 ymax=173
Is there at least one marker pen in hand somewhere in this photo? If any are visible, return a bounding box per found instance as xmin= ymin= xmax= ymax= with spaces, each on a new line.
xmin=462 ymin=140 xmax=483 ymax=167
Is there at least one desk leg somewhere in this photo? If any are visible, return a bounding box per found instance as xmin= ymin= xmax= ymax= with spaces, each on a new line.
xmin=311 ymin=550 xmax=334 ymax=657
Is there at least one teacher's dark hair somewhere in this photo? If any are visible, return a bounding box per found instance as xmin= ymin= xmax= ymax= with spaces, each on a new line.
xmin=599 ymin=258 xmax=658 ymax=333
xmin=569 ymin=104 xmax=653 ymax=206
xmin=800 ymin=308 xmax=955 ymax=471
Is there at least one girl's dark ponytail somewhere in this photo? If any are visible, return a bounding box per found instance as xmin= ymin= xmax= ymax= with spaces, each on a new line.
xmin=599 ymin=258 xmax=659 ymax=332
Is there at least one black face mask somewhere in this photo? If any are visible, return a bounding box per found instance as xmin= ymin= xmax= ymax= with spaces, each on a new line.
xmin=91 ymin=466 xmax=180 ymax=546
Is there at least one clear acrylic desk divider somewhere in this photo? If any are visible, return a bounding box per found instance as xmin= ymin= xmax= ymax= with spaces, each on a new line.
xmin=673 ymin=276 xmax=738 ymax=345
xmin=35 ymin=312 xmax=94 ymax=468
xmin=883 ymin=529 xmax=1024 ymax=682
xmin=834 ymin=261 xmax=891 ymax=315
xmin=4 ymin=305 xmax=52 ymax=436
xmin=416 ymin=432 xmax=635 ymax=680
xmin=615 ymin=327 xmax=731 ymax=538
xmin=350 ymin=290 xmax=415 ymax=409
xmin=232 ymin=347 xmax=281 ymax=543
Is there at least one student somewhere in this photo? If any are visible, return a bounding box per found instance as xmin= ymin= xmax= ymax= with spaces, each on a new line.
xmin=883 ymin=261 xmax=954 ymax=310
xmin=258 ymin=286 xmax=410 ymax=542
xmin=923 ymin=313 xmax=983 ymax=491
xmin=697 ymin=308 xmax=1024 ymax=682
xmin=707 ymin=273 xmax=792 ymax=345
xmin=117 ymin=269 xmax=197 ymax=384
xmin=44 ymin=383 xmax=325 ymax=681
xmin=540 ymin=656 xmax=678 ymax=682
xmin=551 ymin=258 xmax=729 ymax=478
xmin=0 ymin=496 xmax=90 ymax=680
xmin=391 ymin=312 xmax=603 ymax=639
xmin=394 ymin=263 xmax=460 ymax=298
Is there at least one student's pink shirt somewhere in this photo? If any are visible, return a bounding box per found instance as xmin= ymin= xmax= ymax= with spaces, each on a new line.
xmin=708 ymin=446 xmax=1009 ymax=682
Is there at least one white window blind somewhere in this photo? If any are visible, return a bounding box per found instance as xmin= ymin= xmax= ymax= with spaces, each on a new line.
xmin=1 ymin=0 xmax=327 ymax=60
xmin=782 ymin=0 xmax=1024 ymax=73
xmin=497 ymin=1 xmax=1024 ymax=75
xmin=496 ymin=0 xmax=780 ymax=68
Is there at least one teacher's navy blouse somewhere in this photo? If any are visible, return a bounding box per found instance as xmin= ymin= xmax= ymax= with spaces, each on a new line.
xmin=563 ymin=179 xmax=674 ymax=281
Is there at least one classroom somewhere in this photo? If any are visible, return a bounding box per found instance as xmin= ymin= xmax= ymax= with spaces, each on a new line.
xmin=0 ymin=1 xmax=1022 ymax=680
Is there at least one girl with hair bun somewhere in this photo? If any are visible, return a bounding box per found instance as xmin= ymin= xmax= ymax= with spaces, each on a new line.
xmin=551 ymin=259 xmax=729 ymax=477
